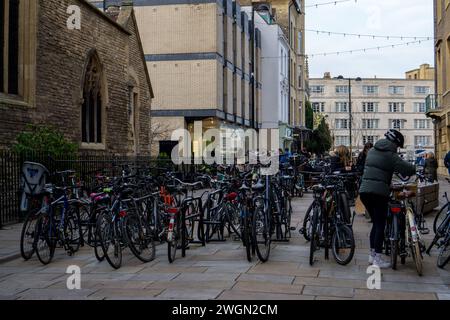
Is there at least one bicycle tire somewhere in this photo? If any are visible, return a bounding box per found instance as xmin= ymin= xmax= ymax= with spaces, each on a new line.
xmin=390 ymin=239 xmax=398 ymax=270
xmin=284 ymin=197 xmax=292 ymax=238
xmin=64 ymin=208 xmax=82 ymax=254
xmin=35 ymin=213 xmax=56 ymax=265
xmin=253 ymin=206 xmax=271 ymax=263
xmin=433 ymin=203 xmax=449 ymax=234
xmin=100 ymin=213 xmax=123 ymax=269
xmin=243 ymin=217 xmax=252 ymax=262
xmin=93 ymin=215 xmax=105 ymax=262
xmin=309 ymin=205 xmax=320 ymax=266
xmin=20 ymin=212 xmax=39 ymax=260
xmin=339 ymin=192 xmax=351 ymax=225
xmin=331 ymin=224 xmax=355 ymax=265
xmin=125 ymin=213 xmax=156 ymax=263
xmin=437 ymin=239 xmax=450 ymax=269
xmin=168 ymin=216 xmax=179 ymax=263
xmin=302 ymin=202 xmax=313 ymax=241
xmin=407 ymin=210 xmax=423 ymax=276
xmin=225 ymin=202 xmax=241 ymax=239
xmin=411 ymin=241 xmax=423 ymax=276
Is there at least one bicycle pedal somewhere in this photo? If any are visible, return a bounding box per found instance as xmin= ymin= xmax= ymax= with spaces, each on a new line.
xmin=290 ymin=226 xmax=296 ymax=231
xmin=420 ymin=228 xmax=430 ymax=235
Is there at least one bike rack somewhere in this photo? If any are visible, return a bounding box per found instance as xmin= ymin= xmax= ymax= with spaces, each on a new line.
xmin=202 ymin=189 xmax=227 ymax=243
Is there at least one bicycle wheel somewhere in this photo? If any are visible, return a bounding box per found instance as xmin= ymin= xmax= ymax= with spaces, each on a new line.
xmin=309 ymin=205 xmax=320 ymax=266
xmin=78 ymin=205 xmax=91 ymax=246
xmin=253 ymin=206 xmax=271 ymax=262
xmin=437 ymin=238 xmax=450 ymax=269
xmin=184 ymin=203 xmax=196 ymax=245
xmin=408 ymin=211 xmax=423 ymax=276
xmin=433 ymin=203 xmax=448 ymax=234
xmin=225 ymin=202 xmax=241 ymax=239
xmin=331 ymin=224 xmax=355 ymax=265
xmin=206 ymin=207 xmax=222 ymax=241
xmin=125 ymin=213 xmax=156 ymax=263
xmin=242 ymin=216 xmax=252 ymax=262
xmin=20 ymin=211 xmax=39 ymax=260
xmin=411 ymin=241 xmax=423 ymax=276
xmin=35 ymin=212 xmax=56 ymax=265
xmin=99 ymin=213 xmax=122 ymax=269
xmin=281 ymin=197 xmax=292 ymax=239
xmin=64 ymin=208 xmax=82 ymax=254
xmin=339 ymin=192 xmax=351 ymax=225
xmin=168 ymin=216 xmax=179 ymax=263
xmin=93 ymin=214 xmax=105 ymax=262
xmin=390 ymin=239 xmax=398 ymax=270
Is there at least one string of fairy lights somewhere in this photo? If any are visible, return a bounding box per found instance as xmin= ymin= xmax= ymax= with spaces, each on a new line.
xmin=255 ymin=0 xmax=433 ymax=59
xmin=304 ymin=29 xmax=433 ymax=41
xmin=306 ymin=0 xmax=361 ymax=8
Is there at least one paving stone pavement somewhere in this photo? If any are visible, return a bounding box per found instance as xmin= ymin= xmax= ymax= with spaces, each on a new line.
xmin=0 ymin=181 xmax=449 ymax=300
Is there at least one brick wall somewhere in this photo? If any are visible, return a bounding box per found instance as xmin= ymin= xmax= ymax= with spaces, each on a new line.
xmin=0 ymin=0 xmax=153 ymax=155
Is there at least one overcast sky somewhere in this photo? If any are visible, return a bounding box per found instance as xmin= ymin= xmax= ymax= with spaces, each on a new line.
xmin=305 ymin=0 xmax=434 ymax=79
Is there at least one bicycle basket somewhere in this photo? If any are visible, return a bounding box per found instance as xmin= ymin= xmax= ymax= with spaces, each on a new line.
xmin=21 ymin=162 xmax=49 ymax=196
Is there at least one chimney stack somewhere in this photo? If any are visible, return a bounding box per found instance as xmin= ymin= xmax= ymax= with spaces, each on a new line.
xmin=323 ymin=72 xmax=331 ymax=79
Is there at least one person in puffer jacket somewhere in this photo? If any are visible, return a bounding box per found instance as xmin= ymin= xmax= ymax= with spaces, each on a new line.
xmin=359 ymin=129 xmax=416 ymax=269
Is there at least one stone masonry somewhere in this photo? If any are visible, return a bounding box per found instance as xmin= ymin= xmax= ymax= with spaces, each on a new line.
xmin=0 ymin=0 xmax=154 ymax=155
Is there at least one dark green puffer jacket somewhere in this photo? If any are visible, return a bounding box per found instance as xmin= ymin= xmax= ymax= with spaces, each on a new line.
xmin=359 ymin=139 xmax=416 ymax=197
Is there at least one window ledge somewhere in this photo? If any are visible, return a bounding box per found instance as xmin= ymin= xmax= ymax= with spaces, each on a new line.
xmin=80 ymin=143 xmax=106 ymax=151
xmin=0 ymin=94 xmax=32 ymax=108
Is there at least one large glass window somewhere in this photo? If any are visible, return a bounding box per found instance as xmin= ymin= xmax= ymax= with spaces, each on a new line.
xmin=414 ymin=102 xmax=426 ymax=113
xmin=312 ymin=102 xmax=325 ymax=113
xmin=415 ymin=136 xmax=431 ymax=147
xmin=362 ymin=102 xmax=378 ymax=112
xmin=362 ymin=119 xmax=379 ymax=129
xmin=414 ymin=86 xmax=430 ymax=95
xmin=414 ymin=119 xmax=431 ymax=129
xmin=389 ymin=86 xmax=405 ymax=95
xmin=390 ymin=119 xmax=406 ymax=130
xmin=389 ymin=102 xmax=405 ymax=113
xmin=363 ymin=86 xmax=378 ymax=95
xmin=336 ymin=85 xmax=350 ymax=94
xmin=310 ymin=85 xmax=324 ymax=93
xmin=335 ymin=102 xmax=348 ymax=112
xmin=363 ymin=136 xmax=379 ymax=144
xmin=335 ymin=119 xmax=349 ymax=129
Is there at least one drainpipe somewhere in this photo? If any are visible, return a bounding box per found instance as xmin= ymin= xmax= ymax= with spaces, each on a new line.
xmin=251 ymin=6 xmax=256 ymax=130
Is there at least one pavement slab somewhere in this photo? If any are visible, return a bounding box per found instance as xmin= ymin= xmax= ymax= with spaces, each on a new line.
xmin=0 ymin=183 xmax=449 ymax=300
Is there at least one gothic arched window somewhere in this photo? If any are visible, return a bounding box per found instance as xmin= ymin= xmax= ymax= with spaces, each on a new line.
xmin=82 ymin=52 xmax=103 ymax=143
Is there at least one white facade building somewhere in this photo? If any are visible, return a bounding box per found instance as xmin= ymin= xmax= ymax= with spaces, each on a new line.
xmin=309 ymin=74 xmax=435 ymax=153
xmin=243 ymin=6 xmax=290 ymax=148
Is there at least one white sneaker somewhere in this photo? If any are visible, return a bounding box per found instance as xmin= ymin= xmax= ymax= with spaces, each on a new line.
xmin=373 ymin=253 xmax=391 ymax=269
xmin=368 ymin=250 xmax=376 ymax=264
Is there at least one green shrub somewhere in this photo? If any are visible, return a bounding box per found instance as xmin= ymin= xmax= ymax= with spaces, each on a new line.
xmin=12 ymin=124 xmax=78 ymax=157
